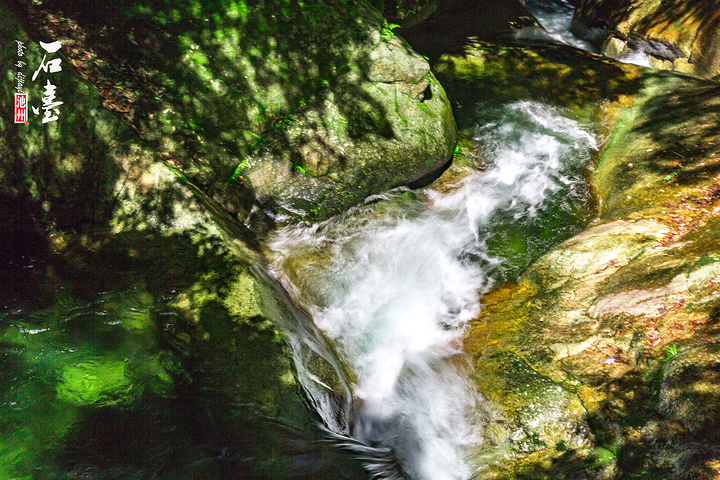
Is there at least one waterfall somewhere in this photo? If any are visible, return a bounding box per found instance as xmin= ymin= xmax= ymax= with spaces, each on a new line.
xmin=269 ymin=101 xmax=597 ymax=480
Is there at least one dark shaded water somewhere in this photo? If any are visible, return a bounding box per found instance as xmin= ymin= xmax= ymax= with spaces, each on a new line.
xmin=0 ymin=223 xmax=366 ymax=480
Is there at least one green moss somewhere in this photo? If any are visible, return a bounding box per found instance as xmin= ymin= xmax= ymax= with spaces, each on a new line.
xmin=294 ymin=164 xmax=310 ymax=175
xmin=223 ymin=271 xmax=265 ymax=322
xmin=57 ymin=359 xmax=135 ymax=406
xmin=690 ymin=253 xmax=720 ymax=272
xmin=228 ymin=159 xmax=250 ymax=181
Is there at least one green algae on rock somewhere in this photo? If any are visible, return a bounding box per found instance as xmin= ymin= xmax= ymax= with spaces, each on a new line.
xmin=57 ymin=359 xmax=137 ymax=406
xmin=433 ymin=41 xmax=642 ymax=114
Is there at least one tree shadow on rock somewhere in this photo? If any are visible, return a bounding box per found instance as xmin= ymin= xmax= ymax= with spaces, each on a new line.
xmin=630 ymin=0 xmax=720 ymax=45
xmin=504 ymin=448 xmax=615 ymax=480
xmin=632 ymin=72 xmax=720 ymax=186
xmin=0 ymin=33 xmax=135 ymax=233
xmin=435 ymin=41 xmax=643 ymax=128
xmin=15 ymin=0 xmax=395 ymax=209
xmin=583 ymin=342 xmax=720 ymax=480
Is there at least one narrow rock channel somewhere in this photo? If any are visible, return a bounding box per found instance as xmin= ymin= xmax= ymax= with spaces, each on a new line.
xmin=269 ymin=100 xmax=598 ymax=479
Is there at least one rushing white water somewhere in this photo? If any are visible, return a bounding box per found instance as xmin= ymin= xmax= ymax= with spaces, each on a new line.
xmin=618 ymin=50 xmax=652 ymax=67
xmin=269 ymin=101 xmax=597 ymax=480
xmin=522 ymin=0 xmax=597 ymax=52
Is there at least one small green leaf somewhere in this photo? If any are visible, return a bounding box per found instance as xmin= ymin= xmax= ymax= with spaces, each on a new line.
xmin=229 ymin=159 xmax=249 ymax=182
xmin=663 ymin=343 xmax=678 ymax=362
xmin=381 ymin=20 xmax=401 ymax=40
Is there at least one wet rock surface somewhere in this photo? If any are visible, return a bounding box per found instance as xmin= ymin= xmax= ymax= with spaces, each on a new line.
xmin=461 ymin=55 xmax=720 ymax=478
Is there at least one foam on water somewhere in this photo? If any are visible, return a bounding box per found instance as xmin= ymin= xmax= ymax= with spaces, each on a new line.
xmin=618 ymin=50 xmax=653 ymax=67
xmin=521 ymin=0 xmax=655 ymax=68
xmin=269 ymin=101 xmax=597 ymax=479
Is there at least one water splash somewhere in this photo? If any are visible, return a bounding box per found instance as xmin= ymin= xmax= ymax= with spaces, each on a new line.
xmin=269 ymin=101 xmax=597 ymax=479
xmin=618 ymin=50 xmax=652 ymax=67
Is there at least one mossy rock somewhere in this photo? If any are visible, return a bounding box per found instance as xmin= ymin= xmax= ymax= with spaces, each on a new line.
xmin=475 ymin=351 xmax=593 ymax=454
xmin=465 ymin=64 xmax=720 ymax=479
xmin=433 ymin=41 xmax=642 ymax=116
xmin=18 ymin=0 xmax=457 ymax=225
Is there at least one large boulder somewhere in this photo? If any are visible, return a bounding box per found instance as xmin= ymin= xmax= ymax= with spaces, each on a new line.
xmin=571 ymin=0 xmax=720 ymax=78
xmin=19 ymin=0 xmax=456 ymax=226
xmin=464 ymin=61 xmax=720 ymax=478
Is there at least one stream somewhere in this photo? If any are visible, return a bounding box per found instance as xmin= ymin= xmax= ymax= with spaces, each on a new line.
xmin=269 ymin=100 xmax=598 ymax=480
xmin=0 ymin=100 xmax=600 ymax=480
xmin=3 ymin=0 xmax=712 ymax=478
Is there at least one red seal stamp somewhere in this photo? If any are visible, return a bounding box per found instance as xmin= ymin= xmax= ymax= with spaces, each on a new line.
xmin=14 ymin=92 xmax=28 ymax=124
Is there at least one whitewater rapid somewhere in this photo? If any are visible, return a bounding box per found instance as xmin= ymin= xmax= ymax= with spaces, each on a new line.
xmin=269 ymin=101 xmax=597 ymax=480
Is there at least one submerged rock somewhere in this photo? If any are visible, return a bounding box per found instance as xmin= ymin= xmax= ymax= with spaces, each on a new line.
xmin=432 ymin=41 xmax=641 ymax=111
